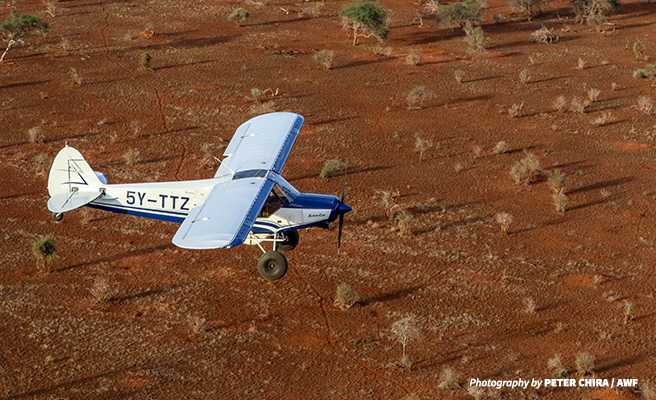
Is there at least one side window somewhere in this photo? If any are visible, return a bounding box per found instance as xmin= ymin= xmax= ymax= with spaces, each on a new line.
xmin=259 ymin=189 xmax=282 ymax=218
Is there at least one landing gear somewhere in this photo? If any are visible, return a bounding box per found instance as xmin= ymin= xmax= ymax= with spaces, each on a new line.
xmin=277 ymin=230 xmax=299 ymax=252
xmin=51 ymin=212 xmax=63 ymax=222
xmin=257 ymin=251 xmax=288 ymax=280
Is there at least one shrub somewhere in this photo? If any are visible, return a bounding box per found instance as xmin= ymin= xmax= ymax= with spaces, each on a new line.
xmin=622 ymin=300 xmax=633 ymax=324
xmin=89 ymin=277 xmax=111 ymax=302
xmin=519 ymin=69 xmax=531 ymax=84
xmin=69 ymin=67 xmax=82 ymax=85
xmin=463 ymin=24 xmax=485 ymax=51
xmin=376 ymin=188 xmax=399 ymax=218
xmin=548 ymin=170 xmax=566 ymax=193
xmin=570 ymin=0 xmax=618 ymax=24
xmin=35 ymin=153 xmax=52 ymax=175
xmin=438 ymin=367 xmax=460 ymax=388
xmin=390 ymin=316 xmax=422 ymax=369
xmin=437 ymin=0 xmax=485 ymax=30
xmin=495 ymin=212 xmax=512 ymax=234
xmin=633 ymin=39 xmax=645 ymax=61
xmin=508 ymin=102 xmax=523 ymax=118
xmin=395 ymin=210 xmax=414 ymax=234
xmin=340 ymin=1 xmax=389 ymax=45
xmin=575 ymin=352 xmax=595 ymax=375
xmin=511 ymin=0 xmax=549 ymax=21
xmin=28 ymin=126 xmax=43 ymax=143
xmin=553 ymin=192 xmax=568 ymax=212
xmin=523 ymin=297 xmax=537 ymax=313
xmin=0 ymin=10 xmax=49 ymax=63
xmin=547 ymin=355 xmax=569 ymax=376
xmin=638 ymin=95 xmax=653 ymax=114
xmin=642 ymin=381 xmax=656 ymax=400
xmin=139 ymin=52 xmax=152 ymax=70
xmin=587 ymin=88 xmax=600 ymax=102
xmin=415 ymin=137 xmax=433 ymax=161
xmin=313 ymin=50 xmax=335 ymax=69
xmin=320 ymin=159 xmax=346 ymax=178
xmin=493 ymin=141 xmax=510 ymax=154
xmin=570 ymin=97 xmax=589 ymax=113
xmin=228 ymin=8 xmax=249 ymax=26
xmin=577 ymin=57 xmax=586 ymax=69
xmin=188 ymin=315 xmax=206 ymax=334
xmin=511 ymin=153 xmax=541 ymax=185
xmin=454 ymin=70 xmax=465 ymax=83
xmin=334 ymin=283 xmax=359 ymax=310
xmin=32 ymin=234 xmax=57 ymax=273
xmin=530 ymin=26 xmax=559 ymax=43
xmin=405 ymin=51 xmax=423 ymax=66
xmin=406 ymin=86 xmax=433 ymax=109
xmin=123 ymin=148 xmax=140 ymax=165
xmin=553 ymin=95 xmax=567 ymax=112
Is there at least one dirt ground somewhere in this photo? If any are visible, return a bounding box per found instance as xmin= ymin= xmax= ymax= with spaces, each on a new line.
xmin=1 ymin=0 xmax=656 ymax=398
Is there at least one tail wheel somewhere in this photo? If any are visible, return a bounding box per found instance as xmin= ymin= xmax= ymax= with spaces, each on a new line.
xmin=257 ymin=251 xmax=288 ymax=280
xmin=51 ymin=212 xmax=63 ymax=222
xmin=277 ymin=230 xmax=299 ymax=252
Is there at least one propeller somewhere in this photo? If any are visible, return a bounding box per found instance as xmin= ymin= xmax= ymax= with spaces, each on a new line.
xmin=337 ymin=182 xmax=347 ymax=255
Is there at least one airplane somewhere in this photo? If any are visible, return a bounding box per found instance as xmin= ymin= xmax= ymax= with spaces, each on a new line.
xmin=46 ymin=112 xmax=352 ymax=280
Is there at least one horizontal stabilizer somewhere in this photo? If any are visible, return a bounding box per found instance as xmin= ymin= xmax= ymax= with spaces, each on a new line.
xmin=48 ymin=191 xmax=103 ymax=213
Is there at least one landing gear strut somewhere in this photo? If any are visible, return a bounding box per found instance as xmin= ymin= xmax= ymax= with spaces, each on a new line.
xmin=257 ymin=251 xmax=288 ymax=280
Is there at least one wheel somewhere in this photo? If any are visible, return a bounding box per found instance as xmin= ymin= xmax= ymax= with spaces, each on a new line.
xmin=277 ymin=230 xmax=299 ymax=252
xmin=51 ymin=212 xmax=63 ymax=222
xmin=257 ymin=251 xmax=288 ymax=280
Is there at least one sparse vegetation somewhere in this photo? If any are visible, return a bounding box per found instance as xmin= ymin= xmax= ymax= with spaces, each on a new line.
xmin=437 ymin=0 xmax=485 ymax=30
xmin=139 ymin=52 xmax=152 ymax=70
xmin=35 ymin=153 xmax=52 ymax=174
xmin=622 ymin=300 xmax=634 ymax=324
xmin=511 ymin=0 xmax=549 ymax=21
xmin=642 ymin=381 xmax=656 ymax=400
xmin=0 ymin=10 xmax=49 ymax=63
xmin=28 ymin=126 xmax=44 ymax=143
xmin=570 ymin=97 xmax=590 ymax=113
xmin=406 ymin=86 xmax=433 ymax=109
xmin=395 ymin=210 xmax=414 ymax=234
xmin=69 ymin=67 xmax=82 ymax=85
xmin=123 ymin=148 xmax=140 ymax=165
xmin=377 ymin=188 xmax=400 ymax=218
xmin=493 ymin=141 xmax=510 ymax=154
xmin=390 ymin=316 xmax=422 ymax=370
xmin=510 ymin=153 xmax=541 ymax=185
xmin=554 ymin=95 xmax=567 ymax=112
xmin=32 ymin=234 xmax=57 ymax=273
xmin=313 ymin=50 xmax=335 ymax=69
xmin=633 ymin=38 xmax=645 ymax=60
xmin=577 ymin=57 xmax=586 ymax=69
xmin=463 ymin=24 xmax=485 ymax=51
xmin=548 ymin=355 xmax=569 ymax=377
xmin=438 ymin=367 xmax=460 ymax=388
xmin=405 ymin=51 xmax=423 ymax=66
xmin=228 ymin=8 xmax=249 ymax=26
xmin=340 ymin=1 xmax=389 ymax=45
xmin=89 ymin=277 xmax=111 ymax=302
xmin=548 ymin=170 xmax=567 ymax=193
xmin=320 ymin=159 xmax=346 ymax=178
xmin=587 ymin=88 xmax=601 ymax=103
xmin=495 ymin=212 xmax=513 ymax=234
xmin=575 ymin=352 xmax=595 ymax=376
xmin=334 ymin=283 xmax=359 ymax=310
xmin=415 ymin=137 xmax=433 ymax=161
xmin=637 ymin=95 xmax=653 ymax=114
xmin=523 ymin=297 xmax=537 ymax=313
xmin=553 ymin=192 xmax=568 ymax=212
xmin=508 ymin=102 xmax=523 ymax=118
xmin=530 ymin=26 xmax=559 ymax=43
xmin=454 ymin=70 xmax=466 ymax=83
xmin=188 ymin=315 xmax=206 ymax=334
xmin=519 ymin=69 xmax=531 ymax=84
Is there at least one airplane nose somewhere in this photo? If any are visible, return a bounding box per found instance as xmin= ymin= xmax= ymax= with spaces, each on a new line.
xmin=338 ymin=203 xmax=352 ymax=214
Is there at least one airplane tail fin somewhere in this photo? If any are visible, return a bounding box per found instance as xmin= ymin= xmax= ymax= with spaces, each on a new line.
xmin=47 ymin=145 xmax=107 ymax=213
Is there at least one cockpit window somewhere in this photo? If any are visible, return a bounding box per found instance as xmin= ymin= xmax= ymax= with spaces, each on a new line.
xmin=259 ymin=184 xmax=287 ymax=218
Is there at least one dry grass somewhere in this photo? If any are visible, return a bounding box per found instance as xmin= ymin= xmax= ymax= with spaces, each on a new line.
xmin=553 ymin=95 xmax=567 ymax=112
xmin=334 ymin=283 xmax=359 ymax=310
xmin=495 ymin=212 xmax=512 ymax=234
xmin=28 ymin=126 xmax=43 ymax=143
xmin=438 ymin=367 xmax=460 ymax=388
xmin=123 ymin=148 xmax=140 ymax=165
xmin=523 ymin=297 xmax=536 ymax=314
xmin=493 ymin=141 xmax=510 ymax=154
xmin=575 ymin=352 xmax=595 ymax=375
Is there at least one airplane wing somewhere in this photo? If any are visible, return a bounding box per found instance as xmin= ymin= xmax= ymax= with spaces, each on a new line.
xmin=172 ymin=174 xmax=275 ymax=250
xmin=215 ymin=112 xmax=304 ymax=177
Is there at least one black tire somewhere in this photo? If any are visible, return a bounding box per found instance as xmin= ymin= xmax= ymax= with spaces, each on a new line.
xmin=257 ymin=251 xmax=288 ymax=280
xmin=51 ymin=212 xmax=63 ymax=222
xmin=277 ymin=230 xmax=299 ymax=252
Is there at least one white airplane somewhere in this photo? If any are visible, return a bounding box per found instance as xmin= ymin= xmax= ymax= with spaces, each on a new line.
xmin=46 ymin=112 xmax=351 ymax=280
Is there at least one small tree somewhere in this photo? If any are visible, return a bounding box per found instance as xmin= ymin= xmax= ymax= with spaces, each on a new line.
xmin=32 ymin=234 xmax=57 ymax=273
xmin=340 ymin=1 xmax=389 ymax=46
xmin=228 ymin=8 xmax=249 ymax=26
xmin=0 ymin=10 xmax=49 ymax=63
xmin=437 ymin=0 xmax=485 ymax=31
xmin=390 ymin=316 xmax=422 ymax=369
xmin=510 ymin=0 xmax=550 ymax=21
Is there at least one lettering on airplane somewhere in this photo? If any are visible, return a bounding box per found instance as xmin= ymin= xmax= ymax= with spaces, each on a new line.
xmin=308 ymin=213 xmax=326 ymax=218
xmin=126 ymin=191 xmax=190 ymax=210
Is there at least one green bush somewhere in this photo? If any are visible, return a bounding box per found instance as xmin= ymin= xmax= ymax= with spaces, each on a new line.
xmin=437 ymin=0 xmax=485 ymax=30
xmin=32 ymin=234 xmax=57 ymax=273
xmin=340 ymin=1 xmax=389 ymax=45
xmin=320 ymin=159 xmax=346 ymax=178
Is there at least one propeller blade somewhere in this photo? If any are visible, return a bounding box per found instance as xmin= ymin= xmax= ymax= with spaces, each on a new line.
xmin=337 ymin=182 xmax=346 ymax=255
